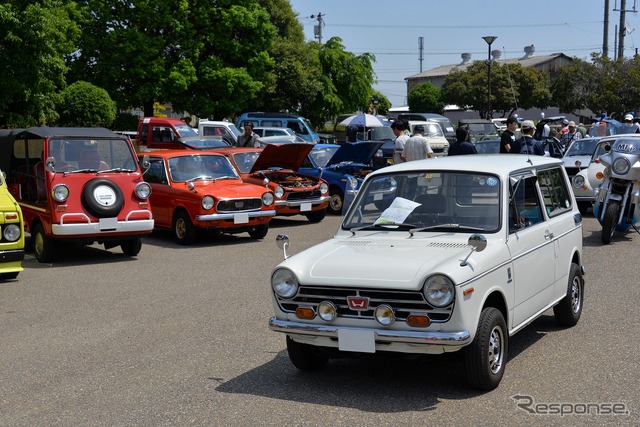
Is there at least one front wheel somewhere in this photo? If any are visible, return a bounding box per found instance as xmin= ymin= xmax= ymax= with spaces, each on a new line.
xmin=464 ymin=307 xmax=508 ymax=391
xmin=305 ymin=208 xmax=326 ymax=223
xmin=286 ymin=336 xmax=329 ymax=371
xmin=600 ymin=201 xmax=619 ymax=244
xmin=327 ymin=189 xmax=344 ymax=215
xmin=553 ymin=263 xmax=584 ymax=327
xmin=173 ymin=211 xmax=197 ymax=245
xmin=120 ymin=238 xmax=142 ymax=256
xmin=32 ymin=223 xmax=57 ymax=263
xmin=248 ymin=223 xmax=269 ymax=239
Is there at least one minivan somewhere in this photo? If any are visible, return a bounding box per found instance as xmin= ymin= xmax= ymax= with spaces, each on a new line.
xmin=397 ymin=113 xmax=455 ymax=144
xmin=237 ymin=112 xmax=320 ymax=144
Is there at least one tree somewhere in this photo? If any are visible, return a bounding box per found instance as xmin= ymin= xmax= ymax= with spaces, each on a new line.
xmin=57 ymin=81 xmax=116 ymax=127
xmin=0 ymin=1 xmax=80 ymax=127
xmin=407 ymin=83 xmax=444 ymax=114
xmin=370 ymin=91 xmax=391 ymax=116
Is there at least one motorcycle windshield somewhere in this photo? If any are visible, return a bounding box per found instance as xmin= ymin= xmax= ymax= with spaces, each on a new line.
xmin=611 ymin=137 xmax=640 ymax=154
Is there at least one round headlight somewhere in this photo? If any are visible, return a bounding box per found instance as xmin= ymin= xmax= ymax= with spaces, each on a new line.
xmin=52 ymin=184 xmax=69 ymax=202
xmin=374 ymin=304 xmax=395 ymax=326
xmin=572 ymin=175 xmax=585 ymax=189
xmin=612 ymin=157 xmax=630 ymax=175
xmin=317 ymin=301 xmax=337 ymax=322
xmin=271 ymin=268 xmax=298 ymax=299
xmin=423 ymin=275 xmax=455 ymax=307
xmin=202 ymin=195 xmax=214 ymax=210
xmin=319 ymin=182 xmax=329 ymax=194
xmin=262 ymin=192 xmax=274 ymax=206
xmin=274 ymin=186 xmax=285 ymax=198
xmin=3 ymin=223 xmax=20 ymax=242
xmin=135 ymin=182 xmax=152 ymax=199
xmin=347 ymin=176 xmax=358 ymax=190
xmin=375 ymin=149 xmax=383 ymax=157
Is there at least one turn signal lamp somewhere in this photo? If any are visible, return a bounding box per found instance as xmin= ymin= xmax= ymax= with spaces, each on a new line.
xmin=595 ymin=172 xmax=604 ymax=180
xmin=407 ymin=315 xmax=431 ymax=327
xmin=295 ymin=307 xmax=315 ymax=319
xmin=5 ymin=213 xmax=18 ymax=220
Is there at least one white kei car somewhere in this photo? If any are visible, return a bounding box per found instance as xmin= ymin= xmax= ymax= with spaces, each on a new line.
xmin=269 ymin=155 xmax=585 ymax=390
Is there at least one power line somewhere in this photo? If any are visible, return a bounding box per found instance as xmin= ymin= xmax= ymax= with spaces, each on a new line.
xmin=325 ymin=21 xmax=602 ymax=29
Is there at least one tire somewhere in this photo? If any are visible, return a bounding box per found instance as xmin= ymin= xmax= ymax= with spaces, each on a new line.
xmin=248 ymin=223 xmax=269 ymax=239
xmin=81 ymin=179 xmax=124 ymax=218
xmin=305 ymin=208 xmax=326 ymax=223
xmin=327 ymin=189 xmax=344 ymax=215
xmin=32 ymin=223 xmax=57 ymax=263
xmin=173 ymin=211 xmax=197 ymax=245
xmin=600 ymin=201 xmax=619 ymax=244
xmin=464 ymin=307 xmax=508 ymax=391
xmin=0 ymin=272 xmax=19 ymax=280
xmin=553 ymin=263 xmax=584 ymax=327
xmin=286 ymin=336 xmax=329 ymax=371
xmin=120 ymin=238 xmax=142 ymax=256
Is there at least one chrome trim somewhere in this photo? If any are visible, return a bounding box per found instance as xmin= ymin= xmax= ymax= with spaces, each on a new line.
xmin=268 ymin=317 xmax=471 ymax=346
xmin=274 ymin=195 xmax=330 ymax=207
xmin=52 ymin=219 xmax=154 ymax=235
xmin=196 ymin=209 xmax=275 ymax=221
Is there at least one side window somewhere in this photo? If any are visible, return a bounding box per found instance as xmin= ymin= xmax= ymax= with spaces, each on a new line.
xmin=140 ymin=124 xmax=149 ymax=145
xmin=262 ymin=120 xmax=282 ymax=127
xmin=287 ymin=120 xmax=305 ymax=134
xmin=143 ymin=158 xmax=168 ymax=184
xmin=509 ymin=175 xmax=544 ymax=232
xmin=538 ymin=167 xmax=572 ymax=217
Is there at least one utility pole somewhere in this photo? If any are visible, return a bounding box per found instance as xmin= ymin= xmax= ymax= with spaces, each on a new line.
xmin=310 ymin=12 xmax=324 ymax=44
xmin=418 ymin=37 xmax=424 ymax=73
xmin=614 ymin=0 xmax=638 ymax=59
xmin=604 ymin=0 xmax=610 ymax=58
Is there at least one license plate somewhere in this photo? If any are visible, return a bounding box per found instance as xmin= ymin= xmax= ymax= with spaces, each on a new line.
xmin=338 ymin=329 xmax=375 ymax=353
xmin=99 ymin=217 xmax=118 ymax=231
xmin=300 ymin=202 xmax=312 ymax=212
xmin=234 ymin=213 xmax=249 ymax=224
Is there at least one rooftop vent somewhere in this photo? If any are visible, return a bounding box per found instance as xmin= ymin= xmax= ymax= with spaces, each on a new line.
xmin=523 ymin=44 xmax=535 ymax=59
xmin=460 ymin=52 xmax=472 ymax=64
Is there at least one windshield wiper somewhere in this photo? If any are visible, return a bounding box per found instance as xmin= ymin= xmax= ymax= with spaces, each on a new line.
xmin=350 ymin=222 xmax=417 ymax=236
xmin=64 ymin=168 xmax=97 ymax=174
xmin=409 ymin=223 xmax=484 ymax=237
xmin=186 ymin=175 xmax=214 ymax=182
xmin=97 ymin=168 xmax=134 ymax=174
xmin=211 ymin=175 xmax=237 ymax=181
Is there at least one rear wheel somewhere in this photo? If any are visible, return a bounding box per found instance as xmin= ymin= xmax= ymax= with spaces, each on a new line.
xmin=553 ymin=263 xmax=584 ymax=327
xmin=601 ymin=201 xmax=619 ymax=244
xmin=120 ymin=238 xmax=142 ymax=256
xmin=32 ymin=223 xmax=57 ymax=263
xmin=248 ymin=223 xmax=269 ymax=239
xmin=327 ymin=189 xmax=344 ymax=215
xmin=286 ymin=336 xmax=329 ymax=371
xmin=173 ymin=211 xmax=197 ymax=245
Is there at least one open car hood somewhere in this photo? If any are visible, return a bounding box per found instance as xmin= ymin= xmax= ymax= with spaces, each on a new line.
xmin=250 ymin=143 xmax=314 ymax=173
xmin=326 ymin=142 xmax=383 ymax=166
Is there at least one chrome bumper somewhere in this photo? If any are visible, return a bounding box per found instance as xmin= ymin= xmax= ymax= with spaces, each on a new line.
xmin=52 ymin=210 xmax=154 ymax=235
xmin=269 ymin=317 xmax=471 ymax=346
xmin=274 ymin=196 xmax=330 ymax=207
xmin=196 ymin=209 xmax=275 ymax=221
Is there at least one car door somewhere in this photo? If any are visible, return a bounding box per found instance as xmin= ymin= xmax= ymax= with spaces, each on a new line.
xmin=506 ymin=173 xmax=555 ymax=328
xmin=142 ymin=157 xmax=172 ymax=227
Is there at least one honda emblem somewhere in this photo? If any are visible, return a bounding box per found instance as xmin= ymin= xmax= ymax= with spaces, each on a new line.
xmin=347 ymin=296 xmax=369 ymax=311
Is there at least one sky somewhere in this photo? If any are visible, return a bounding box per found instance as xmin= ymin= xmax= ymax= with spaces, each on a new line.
xmin=288 ymin=0 xmax=640 ymax=108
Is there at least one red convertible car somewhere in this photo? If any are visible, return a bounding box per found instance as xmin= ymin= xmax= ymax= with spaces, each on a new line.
xmin=217 ymin=144 xmax=330 ymax=222
xmin=138 ymin=150 xmax=275 ymax=244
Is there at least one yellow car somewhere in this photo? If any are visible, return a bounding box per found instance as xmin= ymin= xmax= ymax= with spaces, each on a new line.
xmin=0 ymin=170 xmax=24 ymax=280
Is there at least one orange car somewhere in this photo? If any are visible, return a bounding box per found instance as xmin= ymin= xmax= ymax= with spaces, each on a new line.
xmin=217 ymin=144 xmax=330 ymax=222
xmin=138 ymin=150 xmax=275 ymax=244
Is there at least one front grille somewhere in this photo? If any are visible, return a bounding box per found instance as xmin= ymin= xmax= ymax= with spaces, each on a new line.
xmin=217 ymin=198 xmax=262 ymax=212
xmin=287 ymin=189 xmax=322 ymax=201
xmin=277 ymin=285 xmax=453 ymax=323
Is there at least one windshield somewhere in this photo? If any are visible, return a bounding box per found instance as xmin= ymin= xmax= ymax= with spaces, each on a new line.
xmin=309 ymin=146 xmax=339 ymax=167
xmin=343 ymin=171 xmax=501 ymax=233
xmin=49 ymin=138 xmax=138 ymax=172
xmin=231 ymin=151 xmax=261 ymax=173
xmin=564 ymin=138 xmax=600 ymax=157
xmin=168 ymin=154 xmax=239 ymax=182
xmin=181 ymin=137 xmax=230 ymax=149
xmin=468 ymin=123 xmax=498 ymax=134
xmin=175 ymin=124 xmax=198 ymax=138
xmin=424 ymin=123 xmax=444 ymax=137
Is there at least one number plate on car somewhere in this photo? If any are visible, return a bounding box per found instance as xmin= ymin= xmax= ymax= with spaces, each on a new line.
xmin=338 ymin=329 xmax=375 ymax=353
xmin=300 ymin=202 xmax=312 ymax=212
xmin=99 ymin=217 xmax=118 ymax=231
xmin=234 ymin=213 xmax=249 ymax=224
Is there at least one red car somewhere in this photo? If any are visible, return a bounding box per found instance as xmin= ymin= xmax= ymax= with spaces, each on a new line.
xmin=138 ymin=150 xmax=275 ymax=244
xmin=218 ymin=144 xmax=330 ymax=222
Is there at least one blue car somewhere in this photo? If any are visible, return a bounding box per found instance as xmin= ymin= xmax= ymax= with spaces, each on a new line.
xmin=299 ymin=142 xmax=384 ymax=214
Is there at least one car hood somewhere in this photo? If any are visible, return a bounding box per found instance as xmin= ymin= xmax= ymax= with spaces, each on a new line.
xmin=326 ymin=142 xmax=383 ymax=166
xmin=186 ymin=180 xmax=268 ymax=198
xmin=250 ymin=143 xmax=314 ymax=172
xmin=562 ymin=155 xmax=591 ymax=168
xmin=280 ymin=235 xmax=506 ymax=290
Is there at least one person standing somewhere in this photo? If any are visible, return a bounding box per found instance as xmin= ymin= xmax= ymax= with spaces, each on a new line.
xmin=510 ymin=120 xmax=544 ymax=155
xmin=622 ymin=113 xmax=640 ymax=133
xmin=391 ymin=120 xmax=409 ymax=164
xmin=401 ymin=125 xmax=433 ymax=161
xmin=560 ymin=121 xmax=581 ymax=149
xmin=500 ymin=117 xmax=518 ymax=153
xmin=237 ymin=123 xmax=260 ymax=147
xmin=448 ymin=126 xmax=477 ymax=156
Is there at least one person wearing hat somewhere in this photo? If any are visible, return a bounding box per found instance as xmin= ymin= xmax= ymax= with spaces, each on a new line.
xmin=510 ymin=120 xmax=544 ymax=155
xmin=622 ymin=113 xmax=640 ymax=133
xmin=560 ymin=120 xmax=581 ymax=149
xmin=560 ymin=118 xmax=570 ymax=134
xmin=401 ymin=124 xmax=433 ymax=162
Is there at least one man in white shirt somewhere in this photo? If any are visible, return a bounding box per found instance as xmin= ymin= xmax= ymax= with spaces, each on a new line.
xmin=391 ymin=120 xmax=409 ymax=164
xmin=402 ymin=125 xmax=433 ymax=162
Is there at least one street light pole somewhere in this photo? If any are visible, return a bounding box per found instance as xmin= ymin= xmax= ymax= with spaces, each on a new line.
xmin=482 ymin=36 xmax=497 ymax=120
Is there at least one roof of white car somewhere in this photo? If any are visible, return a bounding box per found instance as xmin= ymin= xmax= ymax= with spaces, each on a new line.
xmin=374 ymin=154 xmax=563 ymax=177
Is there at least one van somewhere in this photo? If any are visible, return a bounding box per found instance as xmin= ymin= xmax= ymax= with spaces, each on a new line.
xmin=237 ymin=112 xmax=320 ymax=143
xmin=397 ymin=113 xmax=455 ymax=144
xmin=407 ymin=121 xmax=450 ymax=157
xmin=197 ymin=119 xmax=241 ymax=145
xmin=0 ymin=127 xmax=154 ymax=262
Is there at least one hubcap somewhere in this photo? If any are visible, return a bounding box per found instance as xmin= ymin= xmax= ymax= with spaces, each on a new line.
xmin=571 ymin=277 xmax=582 ymax=313
xmin=176 ymin=219 xmax=186 ymax=239
xmin=330 ymin=195 xmax=342 ymax=211
xmin=488 ymin=325 xmax=504 ymax=374
xmin=34 ymin=233 xmax=44 ymax=256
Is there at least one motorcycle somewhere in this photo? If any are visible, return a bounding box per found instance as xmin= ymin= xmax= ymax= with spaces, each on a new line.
xmin=593 ymin=136 xmax=640 ymax=244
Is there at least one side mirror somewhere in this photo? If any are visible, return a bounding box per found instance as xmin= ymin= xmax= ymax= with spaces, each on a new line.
xmin=141 ymin=154 xmax=150 ymax=170
xmin=460 ymin=234 xmax=487 ymax=267
xmin=276 ymin=233 xmax=290 ymax=259
xmin=45 ymin=156 xmax=56 ymax=172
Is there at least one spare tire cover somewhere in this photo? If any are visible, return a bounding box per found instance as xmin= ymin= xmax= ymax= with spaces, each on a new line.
xmin=82 ymin=179 xmax=125 ymax=218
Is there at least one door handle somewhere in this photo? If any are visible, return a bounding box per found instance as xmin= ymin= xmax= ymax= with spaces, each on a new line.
xmin=544 ymin=230 xmax=554 ymax=240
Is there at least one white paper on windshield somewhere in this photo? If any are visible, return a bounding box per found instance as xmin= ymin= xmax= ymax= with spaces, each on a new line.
xmin=373 ymin=197 xmax=420 ymax=225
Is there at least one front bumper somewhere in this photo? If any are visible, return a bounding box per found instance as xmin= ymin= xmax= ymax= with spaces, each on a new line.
xmin=269 ymin=317 xmax=471 ymax=347
xmin=274 ymin=195 xmax=330 ymax=208
xmin=0 ymin=249 xmax=25 ymax=264
xmin=52 ymin=210 xmax=154 ymax=235
xmin=196 ymin=209 xmax=275 ymax=221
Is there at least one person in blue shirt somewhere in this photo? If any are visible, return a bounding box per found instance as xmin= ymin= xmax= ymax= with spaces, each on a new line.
xmin=510 ymin=120 xmax=544 ymax=155
xmin=448 ymin=126 xmax=477 ymax=156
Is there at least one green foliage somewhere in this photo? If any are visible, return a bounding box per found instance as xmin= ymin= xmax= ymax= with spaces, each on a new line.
xmin=408 ymin=83 xmax=444 ymax=114
xmin=0 ymin=0 xmax=80 ymax=127
xmin=57 ymin=81 xmax=116 ymax=127
xmin=370 ymin=91 xmax=391 ymax=116
xmin=112 ymin=112 xmax=140 ymax=131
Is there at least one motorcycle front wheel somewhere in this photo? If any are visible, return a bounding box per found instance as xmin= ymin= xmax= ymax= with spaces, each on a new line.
xmin=601 ymin=201 xmax=620 ymax=244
